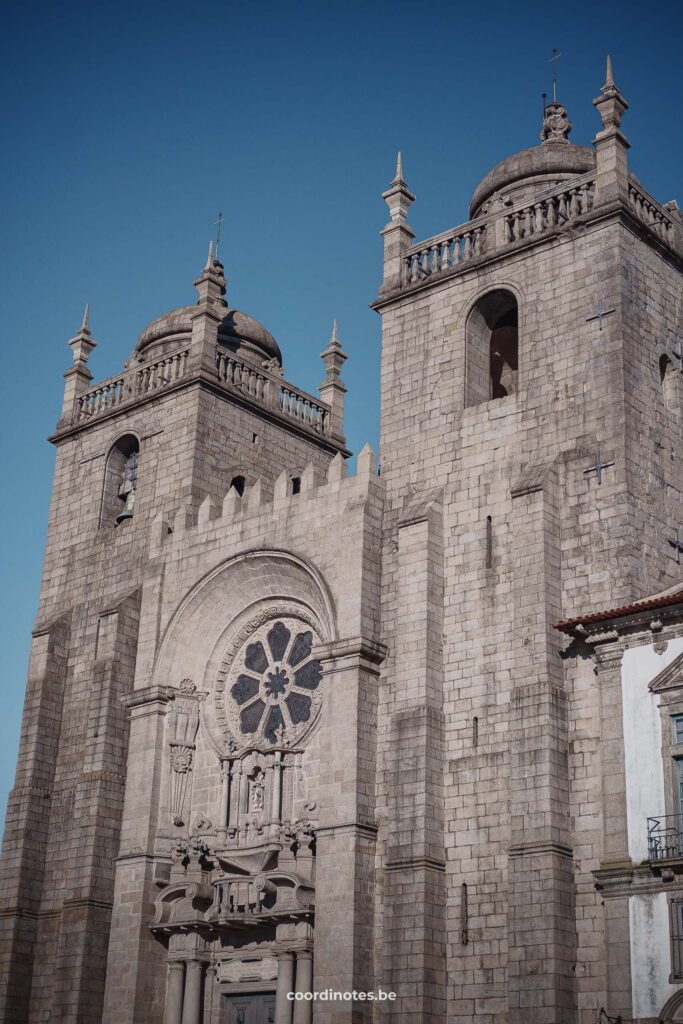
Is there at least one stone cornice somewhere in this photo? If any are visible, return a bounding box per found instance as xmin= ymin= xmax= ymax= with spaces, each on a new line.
xmin=315 ymin=636 xmax=387 ymax=670
xmin=121 ymin=684 xmax=175 ymax=709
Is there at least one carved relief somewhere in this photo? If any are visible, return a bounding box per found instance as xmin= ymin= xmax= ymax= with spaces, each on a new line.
xmin=167 ymin=680 xmax=207 ymax=827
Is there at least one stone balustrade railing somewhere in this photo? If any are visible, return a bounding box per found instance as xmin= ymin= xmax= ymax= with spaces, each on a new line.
xmin=211 ymin=877 xmax=264 ymax=918
xmin=400 ymin=173 xmax=599 ymax=290
xmin=216 ymin=350 xmax=330 ymax=436
xmin=504 ymin=175 xmax=595 ymax=242
xmin=70 ymin=344 xmax=330 ymax=439
xmin=76 ymin=348 xmax=189 ymax=422
xmin=628 ymin=178 xmax=677 ymax=248
xmin=403 ymin=223 xmax=486 ymax=284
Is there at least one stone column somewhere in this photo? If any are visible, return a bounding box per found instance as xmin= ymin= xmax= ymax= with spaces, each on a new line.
xmin=292 ymin=952 xmax=313 ymax=1024
xmin=275 ymin=952 xmax=295 ymax=1024
xmin=165 ymin=962 xmax=185 ymax=1024
xmin=181 ymin=961 xmax=203 ymax=1024
xmin=219 ymin=758 xmax=230 ymax=828
xmin=202 ymin=966 xmax=216 ymax=1024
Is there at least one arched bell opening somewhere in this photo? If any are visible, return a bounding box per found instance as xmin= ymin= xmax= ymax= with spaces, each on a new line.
xmin=465 ymin=288 xmax=519 ymax=406
xmin=100 ymin=433 xmax=140 ymax=527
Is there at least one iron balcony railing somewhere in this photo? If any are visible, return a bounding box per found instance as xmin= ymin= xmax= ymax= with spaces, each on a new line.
xmin=647 ymin=814 xmax=683 ymax=861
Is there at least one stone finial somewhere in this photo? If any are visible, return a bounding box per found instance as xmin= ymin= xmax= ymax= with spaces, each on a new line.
xmin=68 ymin=304 xmax=97 ymax=366
xmin=193 ymin=242 xmax=228 ymax=309
xmin=319 ymin=319 xmax=348 ymax=445
xmin=320 ymin=319 xmax=347 ymax=381
xmin=593 ymin=54 xmax=629 ymax=133
xmin=540 ymin=101 xmax=572 ymax=144
xmin=382 ymin=151 xmax=415 ymax=224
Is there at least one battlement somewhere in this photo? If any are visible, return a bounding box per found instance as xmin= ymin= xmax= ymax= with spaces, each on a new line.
xmin=150 ymin=444 xmax=381 ymax=558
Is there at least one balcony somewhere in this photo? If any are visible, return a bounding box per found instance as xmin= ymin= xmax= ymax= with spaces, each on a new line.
xmin=647 ymin=815 xmax=683 ymax=861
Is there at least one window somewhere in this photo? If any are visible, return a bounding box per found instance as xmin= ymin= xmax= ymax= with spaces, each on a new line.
xmin=229 ymin=475 xmax=246 ymax=497
xmin=465 ymin=289 xmax=519 ymax=407
xmin=672 ymin=900 xmax=683 ymax=978
xmin=291 ymin=476 xmax=301 ymax=495
xmin=673 ymin=715 xmax=683 ymax=745
xmin=101 ymin=434 xmax=140 ymax=527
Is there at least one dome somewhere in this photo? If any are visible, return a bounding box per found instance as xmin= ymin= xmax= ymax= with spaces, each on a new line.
xmin=134 ymin=304 xmax=282 ymax=366
xmin=469 ymin=103 xmax=595 ymax=219
xmin=469 ymin=142 xmax=596 ymax=219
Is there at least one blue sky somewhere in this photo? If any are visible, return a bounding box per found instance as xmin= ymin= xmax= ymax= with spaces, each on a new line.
xmin=1 ymin=0 xmax=681 ymax=828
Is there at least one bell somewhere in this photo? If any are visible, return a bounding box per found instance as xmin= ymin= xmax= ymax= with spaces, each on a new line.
xmin=115 ymin=488 xmax=136 ymax=525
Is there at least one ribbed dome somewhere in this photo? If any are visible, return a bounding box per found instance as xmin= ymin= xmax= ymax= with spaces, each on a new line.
xmin=469 ymin=141 xmax=596 ymax=219
xmin=135 ymin=305 xmax=282 ymax=366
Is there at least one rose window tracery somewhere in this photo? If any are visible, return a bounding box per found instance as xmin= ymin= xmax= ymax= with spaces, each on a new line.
xmin=221 ymin=616 xmax=323 ymax=748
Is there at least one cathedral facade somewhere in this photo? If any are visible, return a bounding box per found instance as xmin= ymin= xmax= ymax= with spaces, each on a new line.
xmin=2 ymin=58 xmax=683 ymax=1024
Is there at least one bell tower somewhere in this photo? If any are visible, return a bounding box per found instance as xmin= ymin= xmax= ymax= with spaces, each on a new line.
xmin=372 ymin=58 xmax=683 ymax=1023
xmin=0 ymin=246 xmax=349 ymax=1024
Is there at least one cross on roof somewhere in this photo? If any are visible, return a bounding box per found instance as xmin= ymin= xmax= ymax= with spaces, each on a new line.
xmin=215 ymin=212 xmax=224 ymax=260
xmin=583 ymin=447 xmax=615 ymax=485
xmin=586 ymin=298 xmax=616 ymax=331
xmin=548 ymin=49 xmax=562 ymax=103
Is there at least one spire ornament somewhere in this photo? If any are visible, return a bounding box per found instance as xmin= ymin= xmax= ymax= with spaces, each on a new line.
xmin=382 ymin=151 xmax=415 ymax=224
xmin=68 ymin=304 xmax=96 ymax=366
xmin=593 ymin=54 xmax=629 ymax=134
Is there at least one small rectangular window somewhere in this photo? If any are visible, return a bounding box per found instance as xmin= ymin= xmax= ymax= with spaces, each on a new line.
xmin=671 ymin=900 xmax=683 ymax=978
xmin=673 ymin=715 xmax=683 ymax=744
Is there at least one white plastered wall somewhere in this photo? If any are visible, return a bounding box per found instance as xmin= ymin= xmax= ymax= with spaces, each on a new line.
xmin=622 ymin=637 xmax=683 ymax=1016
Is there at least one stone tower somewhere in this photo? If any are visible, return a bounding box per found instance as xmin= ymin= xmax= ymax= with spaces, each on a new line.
xmin=372 ymin=58 xmax=683 ymax=1024
xmin=1 ymin=56 xmax=683 ymax=1024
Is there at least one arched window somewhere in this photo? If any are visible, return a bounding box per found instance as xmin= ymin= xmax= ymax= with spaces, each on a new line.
xmin=465 ymin=289 xmax=519 ymax=406
xmin=101 ymin=434 xmax=140 ymax=527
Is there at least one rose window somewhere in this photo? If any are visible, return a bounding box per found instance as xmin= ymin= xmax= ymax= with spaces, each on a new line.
xmin=225 ymin=617 xmax=323 ymax=746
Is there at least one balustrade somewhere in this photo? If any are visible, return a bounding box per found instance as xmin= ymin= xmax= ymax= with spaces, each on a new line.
xmin=404 ymin=224 xmax=486 ymax=284
xmin=400 ymin=174 xmax=598 ymax=290
xmin=505 ymin=179 xmax=595 ymax=243
xmin=216 ymin=350 xmax=329 ymax=436
xmin=628 ymin=181 xmax=675 ymax=247
xmin=75 ymin=347 xmax=189 ymax=422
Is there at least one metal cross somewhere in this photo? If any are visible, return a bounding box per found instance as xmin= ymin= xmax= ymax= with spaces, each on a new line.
xmin=670 ymin=528 xmax=683 ymax=564
xmin=586 ymin=298 xmax=616 ymax=331
xmin=548 ymin=49 xmax=562 ymax=103
xmin=214 ymin=212 xmax=224 ymax=260
xmin=583 ymin=447 xmax=615 ymax=485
